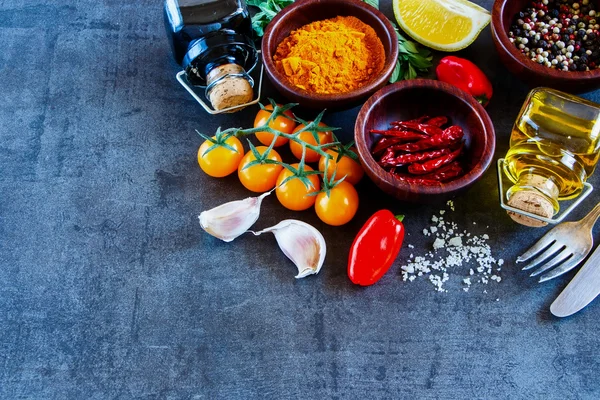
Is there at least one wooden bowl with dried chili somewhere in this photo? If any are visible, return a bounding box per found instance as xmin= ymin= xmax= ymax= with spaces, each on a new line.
xmin=262 ymin=0 xmax=398 ymax=109
xmin=355 ymin=79 xmax=496 ymax=203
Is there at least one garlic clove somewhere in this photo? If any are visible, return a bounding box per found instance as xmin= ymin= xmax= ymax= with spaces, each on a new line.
xmin=198 ymin=191 xmax=270 ymax=242
xmin=253 ymin=219 xmax=326 ymax=278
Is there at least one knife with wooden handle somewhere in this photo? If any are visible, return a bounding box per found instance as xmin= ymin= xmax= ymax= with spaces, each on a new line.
xmin=551 ymin=245 xmax=600 ymax=317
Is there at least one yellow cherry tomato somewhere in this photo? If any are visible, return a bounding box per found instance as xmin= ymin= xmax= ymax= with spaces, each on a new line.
xmin=254 ymin=104 xmax=296 ymax=147
xmin=198 ymin=135 xmax=244 ymax=178
xmin=275 ymin=164 xmax=321 ymax=211
xmin=318 ymin=148 xmax=364 ymax=185
xmin=289 ymin=122 xmax=333 ymax=163
xmin=238 ymin=146 xmax=283 ymax=192
xmin=315 ymin=181 xmax=359 ymax=226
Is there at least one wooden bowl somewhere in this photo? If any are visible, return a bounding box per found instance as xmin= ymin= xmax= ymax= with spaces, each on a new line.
xmin=492 ymin=0 xmax=600 ymax=92
xmin=261 ymin=0 xmax=398 ymax=109
xmin=355 ymin=79 xmax=496 ymax=203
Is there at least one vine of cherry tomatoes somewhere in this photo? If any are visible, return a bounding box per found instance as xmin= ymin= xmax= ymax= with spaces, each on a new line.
xmin=196 ymin=102 xmax=364 ymax=226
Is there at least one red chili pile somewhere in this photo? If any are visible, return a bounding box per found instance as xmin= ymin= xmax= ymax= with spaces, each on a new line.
xmin=371 ymin=115 xmax=466 ymax=185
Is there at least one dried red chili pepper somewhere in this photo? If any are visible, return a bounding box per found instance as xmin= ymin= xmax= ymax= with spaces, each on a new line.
xmin=378 ymin=152 xmax=396 ymax=168
xmin=370 ymin=129 xmax=428 ymax=141
xmin=347 ymin=210 xmax=405 ymax=286
xmin=392 ymin=122 xmax=443 ymax=136
xmin=380 ymin=146 xmax=394 ymax=159
xmin=371 ymin=137 xmax=403 ymax=154
xmin=390 ymin=173 xmax=442 ymax=185
xmin=424 ymin=116 xmax=448 ymax=128
xmin=408 ymin=145 xmax=463 ymax=175
xmin=382 ymin=148 xmax=453 ymax=167
xmin=392 ymin=126 xmax=463 ymax=153
xmin=420 ymin=161 xmax=464 ymax=182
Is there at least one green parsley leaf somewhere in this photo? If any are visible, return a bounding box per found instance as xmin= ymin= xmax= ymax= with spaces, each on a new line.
xmin=362 ymin=0 xmax=379 ymax=9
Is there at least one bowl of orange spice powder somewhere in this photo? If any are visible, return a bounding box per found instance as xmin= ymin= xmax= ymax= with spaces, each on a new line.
xmin=262 ymin=0 xmax=399 ymax=109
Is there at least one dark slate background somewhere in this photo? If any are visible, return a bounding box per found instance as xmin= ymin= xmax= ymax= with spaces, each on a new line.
xmin=1 ymin=0 xmax=600 ymax=398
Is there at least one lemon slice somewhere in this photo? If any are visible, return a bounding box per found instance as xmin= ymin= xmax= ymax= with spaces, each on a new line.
xmin=393 ymin=0 xmax=491 ymax=52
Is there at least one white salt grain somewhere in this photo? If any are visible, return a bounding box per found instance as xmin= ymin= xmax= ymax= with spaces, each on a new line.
xmin=448 ymin=237 xmax=462 ymax=247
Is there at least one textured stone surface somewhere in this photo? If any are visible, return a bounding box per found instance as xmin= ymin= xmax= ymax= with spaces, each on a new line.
xmin=1 ymin=0 xmax=600 ymax=398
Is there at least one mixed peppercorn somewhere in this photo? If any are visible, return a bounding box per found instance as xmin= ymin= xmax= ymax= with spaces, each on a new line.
xmin=371 ymin=115 xmax=466 ymax=185
xmin=509 ymin=0 xmax=600 ymax=71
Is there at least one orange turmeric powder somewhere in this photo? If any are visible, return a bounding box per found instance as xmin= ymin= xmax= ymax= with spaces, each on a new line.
xmin=273 ymin=16 xmax=385 ymax=95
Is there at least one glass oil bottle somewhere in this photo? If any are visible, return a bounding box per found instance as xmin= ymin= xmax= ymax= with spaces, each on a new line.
xmin=502 ymin=88 xmax=600 ymax=227
xmin=164 ymin=0 xmax=258 ymax=112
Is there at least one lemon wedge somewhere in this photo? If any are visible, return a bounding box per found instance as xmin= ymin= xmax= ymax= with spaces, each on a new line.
xmin=392 ymin=0 xmax=491 ymax=52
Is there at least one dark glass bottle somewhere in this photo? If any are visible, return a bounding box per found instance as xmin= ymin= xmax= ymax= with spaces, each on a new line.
xmin=164 ymin=0 xmax=257 ymax=111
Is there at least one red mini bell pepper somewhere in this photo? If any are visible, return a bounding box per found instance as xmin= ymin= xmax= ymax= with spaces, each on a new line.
xmin=436 ymin=56 xmax=493 ymax=107
xmin=348 ymin=210 xmax=405 ymax=286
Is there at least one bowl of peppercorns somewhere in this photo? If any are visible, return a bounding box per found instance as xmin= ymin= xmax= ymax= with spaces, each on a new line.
xmin=492 ymin=0 xmax=600 ymax=92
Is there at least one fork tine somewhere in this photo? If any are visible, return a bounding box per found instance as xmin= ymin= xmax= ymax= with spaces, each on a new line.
xmin=529 ymin=249 xmax=573 ymax=277
xmin=538 ymin=255 xmax=586 ymax=283
xmin=521 ymin=242 xmax=564 ymax=271
xmin=517 ymin=238 xmax=556 ymax=263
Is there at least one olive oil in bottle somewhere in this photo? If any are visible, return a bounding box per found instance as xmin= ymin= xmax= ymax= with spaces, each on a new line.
xmin=503 ymin=88 xmax=600 ymax=227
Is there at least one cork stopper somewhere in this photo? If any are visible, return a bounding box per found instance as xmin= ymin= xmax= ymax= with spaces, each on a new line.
xmin=206 ymin=64 xmax=253 ymax=112
xmin=507 ymin=190 xmax=555 ymax=227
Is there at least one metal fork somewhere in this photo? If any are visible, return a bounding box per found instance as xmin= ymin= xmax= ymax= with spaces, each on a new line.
xmin=517 ymin=202 xmax=600 ymax=282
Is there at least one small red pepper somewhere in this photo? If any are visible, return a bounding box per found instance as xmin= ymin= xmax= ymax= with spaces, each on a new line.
xmin=370 ymin=129 xmax=428 ymax=141
xmin=372 ymin=136 xmax=404 ymax=154
xmin=391 ymin=174 xmax=441 ymax=185
xmin=424 ymin=116 xmax=448 ymax=128
xmin=407 ymin=144 xmax=463 ymax=175
xmin=348 ymin=210 xmax=405 ymax=286
xmin=392 ymin=122 xmax=443 ymax=136
xmin=392 ymin=125 xmax=463 ymax=153
xmin=420 ymin=161 xmax=464 ymax=182
xmin=436 ymin=56 xmax=493 ymax=107
xmin=381 ymin=148 xmax=453 ymax=167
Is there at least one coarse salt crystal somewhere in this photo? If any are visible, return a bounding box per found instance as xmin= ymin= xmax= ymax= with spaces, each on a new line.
xmin=449 ymin=237 xmax=463 ymax=247
xmin=433 ymin=238 xmax=446 ymax=250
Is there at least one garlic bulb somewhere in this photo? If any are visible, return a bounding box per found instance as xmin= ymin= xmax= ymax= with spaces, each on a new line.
xmin=198 ymin=191 xmax=270 ymax=242
xmin=252 ymin=219 xmax=326 ymax=278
